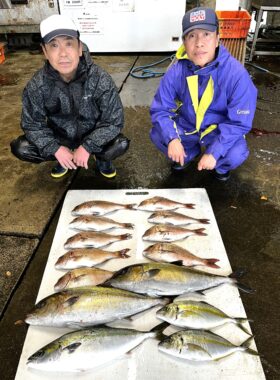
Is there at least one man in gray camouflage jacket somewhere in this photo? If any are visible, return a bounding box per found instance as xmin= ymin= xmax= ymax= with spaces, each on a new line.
xmin=10 ymin=14 xmax=129 ymax=178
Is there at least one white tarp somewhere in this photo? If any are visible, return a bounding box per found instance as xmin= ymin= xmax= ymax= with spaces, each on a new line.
xmin=15 ymin=188 xmax=266 ymax=380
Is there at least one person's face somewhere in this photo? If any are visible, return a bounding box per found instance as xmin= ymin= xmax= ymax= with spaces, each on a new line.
xmin=42 ymin=36 xmax=82 ymax=82
xmin=183 ymin=29 xmax=219 ymax=68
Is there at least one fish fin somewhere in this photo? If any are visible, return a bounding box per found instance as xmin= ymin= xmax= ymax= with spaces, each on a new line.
xmin=143 ymin=269 xmax=161 ymax=279
xmin=204 ymin=258 xmax=220 ymax=269
xmin=63 ymin=342 xmax=82 ymax=354
xmin=150 ymin=322 xmax=169 ymax=340
xmin=198 ymin=219 xmax=210 ymax=224
xmin=235 ymin=321 xmax=253 ymax=336
xmin=120 ymin=233 xmax=133 ymax=240
xmin=170 ymin=260 xmax=184 ymax=266
xmin=186 ymin=343 xmax=212 ymax=358
xmin=193 ymin=228 xmax=207 ymax=236
xmin=74 ymin=274 xmax=87 ymax=282
xmin=126 ymin=204 xmax=137 ymax=210
xmin=184 ymin=203 xmax=196 ymax=209
xmin=123 ymin=223 xmax=134 ymax=230
xmin=236 ymin=282 xmax=255 ymax=294
xmin=118 ymin=248 xmax=131 ymax=258
xmin=63 ymin=296 xmax=80 ymax=308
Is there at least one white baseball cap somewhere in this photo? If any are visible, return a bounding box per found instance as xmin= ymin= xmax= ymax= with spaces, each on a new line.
xmin=40 ymin=14 xmax=79 ymax=44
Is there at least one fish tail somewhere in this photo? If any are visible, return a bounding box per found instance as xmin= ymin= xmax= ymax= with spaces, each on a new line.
xmin=198 ymin=218 xmax=210 ymax=224
xmin=236 ymin=282 xmax=255 ymax=294
xmin=194 ymin=228 xmax=207 ymax=236
xmin=204 ymin=258 xmax=220 ymax=269
xmin=123 ymin=223 xmax=135 ymax=230
xmin=118 ymin=248 xmax=131 ymax=258
xmin=184 ymin=203 xmax=196 ymax=209
xmin=126 ymin=204 xmax=137 ymax=210
xmin=235 ymin=319 xmax=253 ymax=336
xmin=150 ymin=321 xmax=169 ymax=341
xmin=241 ymin=337 xmax=259 ymax=356
xmin=120 ymin=233 xmax=133 ymax=240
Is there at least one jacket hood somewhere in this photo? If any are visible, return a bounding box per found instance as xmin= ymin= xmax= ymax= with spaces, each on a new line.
xmin=175 ymin=43 xmax=231 ymax=75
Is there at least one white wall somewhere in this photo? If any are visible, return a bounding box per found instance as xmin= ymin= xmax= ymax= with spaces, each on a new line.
xmin=215 ymin=0 xmax=239 ymax=10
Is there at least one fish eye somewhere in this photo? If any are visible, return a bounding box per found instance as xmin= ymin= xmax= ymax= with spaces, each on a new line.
xmin=32 ymin=349 xmax=45 ymax=359
xmin=35 ymin=300 xmax=46 ymax=309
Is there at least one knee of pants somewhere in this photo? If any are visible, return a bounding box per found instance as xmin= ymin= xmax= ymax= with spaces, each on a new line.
xmin=96 ymin=133 xmax=130 ymax=161
xmin=10 ymin=135 xmax=45 ymax=163
xmin=221 ymin=139 xmax=249 ymax=169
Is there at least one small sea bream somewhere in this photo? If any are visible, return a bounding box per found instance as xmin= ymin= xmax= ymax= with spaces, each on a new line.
xmin=148 ymin=210 xmax=209 ymax=226
xmin=142 ymin=225 xmax=207 ymax=242
xmin=54 ymin=268 xmax=115 ymax=291
xmin=143 ymin=243 xmax=219 ymax=269
xmin=69 ymin=215 xmax=134 ymax=232
xmin=64 ymin=231 xmax=132 ymax=249
xmin=72 ymin=200 xmax=136 ymax=216
xmin=137 ymin=196 xmax=195 ymax=212
xmin=55 ymin=248 xmax=130 ymax=270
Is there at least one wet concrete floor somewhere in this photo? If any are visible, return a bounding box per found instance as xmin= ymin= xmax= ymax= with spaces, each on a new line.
xmin=0 ymin=49 xmax=279 ymax=379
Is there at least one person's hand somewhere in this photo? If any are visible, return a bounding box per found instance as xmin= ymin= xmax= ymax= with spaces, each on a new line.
xmin=168 ymin=139 xmax=187 ymax=167
xmin=197 ymin=153 xmax=216 ymax=171
xmin=73 ymin=145 xmax=90 ymax=169
xmin=54 ymin=146 xmax=77 ymax=170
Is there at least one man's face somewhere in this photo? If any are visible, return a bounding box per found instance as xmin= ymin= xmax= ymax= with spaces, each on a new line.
xmin=183 ymin=29 xmax=219 ymax=68
xmin=42 ymin=36 xmax=82 ymax=82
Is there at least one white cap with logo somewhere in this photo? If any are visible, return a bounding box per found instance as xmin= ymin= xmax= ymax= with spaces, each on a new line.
xmin=40 ymin=14 xmax=79 ymax=44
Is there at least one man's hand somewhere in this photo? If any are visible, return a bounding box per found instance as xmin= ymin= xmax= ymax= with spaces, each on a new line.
xmin=197 ymin=153 xmax=216 ymax=171
xmin=168 ymin=139 xmax=187 ymax=167
xmin=54 ymin=146 xmax=77 ymax=170
xmin=73 ymin=145 xmax=90 ymax=169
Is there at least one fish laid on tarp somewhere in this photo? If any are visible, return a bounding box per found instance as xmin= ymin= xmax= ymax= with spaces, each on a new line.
xmin=157 ymin=300 xmax=251 ymax=334
xmin=148 ymin=210 xmax=209 ymax=226
xmin=69 ymin=215 xmax=134 ymax=232
xmin=158 ymin=330 xmax=258 ymax=361
xmin=137 ymin=196 xmax=195 ymax=212
xmin=54 ymin=267 xmax=115 ymax=291
xmin=27 ymin=325 xmax=164 ymax=372
xmin=72 ymin=200 xmax=136 ymax=216
xmin=143 ymin=243 xmax=219 ymax=269
xmin=25 ymin=286 xmax=168 ymax=328
xmin=105 ymin=263 xmax=254 ymax=297
xmin=142 ymin=225 xmax=207 ymax=242
xmin=56 ymin=248 xmax=130 ymax=270
xmin=64 ymin=231 xmax=132 ymax=250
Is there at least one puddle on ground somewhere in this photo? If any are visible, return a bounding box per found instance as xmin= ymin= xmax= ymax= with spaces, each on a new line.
xmin=0 ymin=73 xmax=19 ymax=86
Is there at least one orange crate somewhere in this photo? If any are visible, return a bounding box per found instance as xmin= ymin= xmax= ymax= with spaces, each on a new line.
xmin=216 ymin=10 xmax=251 ymax=39
xmin=0 ymin=43 xmax=5 ymax=64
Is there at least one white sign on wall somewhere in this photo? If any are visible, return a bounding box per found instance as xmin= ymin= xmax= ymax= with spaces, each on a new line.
xmin=113 ymin=0 xmax=135 ymax=12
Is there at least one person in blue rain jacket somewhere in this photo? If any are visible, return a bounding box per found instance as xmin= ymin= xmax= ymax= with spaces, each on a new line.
xmin=150 ymin=7 xmax=257 ymax=181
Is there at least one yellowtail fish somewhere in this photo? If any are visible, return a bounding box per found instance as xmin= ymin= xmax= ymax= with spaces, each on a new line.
xmin=142 ymin=225 xmax=207 ymax=242
xmin=54 ymin=268 xmax=115 ymax=291
xmin=25 ymin=286 xmax=169 ymax=328
xmin=104 ymin=263 xmax=254 ymax=297
xmin=27 ymin=324 xmax=165 ymax=372
xmin=158 ymin=330 xmax=258 ymax=361
xmin=55 ymin=248 xmax=130 ymax=270
xmin=137 ymin=196 xmax=195 ymax=212
xmin=72 ymin=200 xmax=136 ymax=216
xmin=64 ymin=231 xmax=132 ymax=249
xmin=157 ymin=300 xmax=251 ymax=334
xmin=143 ymin=243 xmax=219 ymax=269
xmin=148 ymin=210 xmax=209 ymax=226
xmin=69 ymin=215 xmax=134 ymax=232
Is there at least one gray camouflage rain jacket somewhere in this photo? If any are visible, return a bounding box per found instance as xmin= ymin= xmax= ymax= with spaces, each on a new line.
xmin=21 ymin=50 xmax=124 ymax=158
